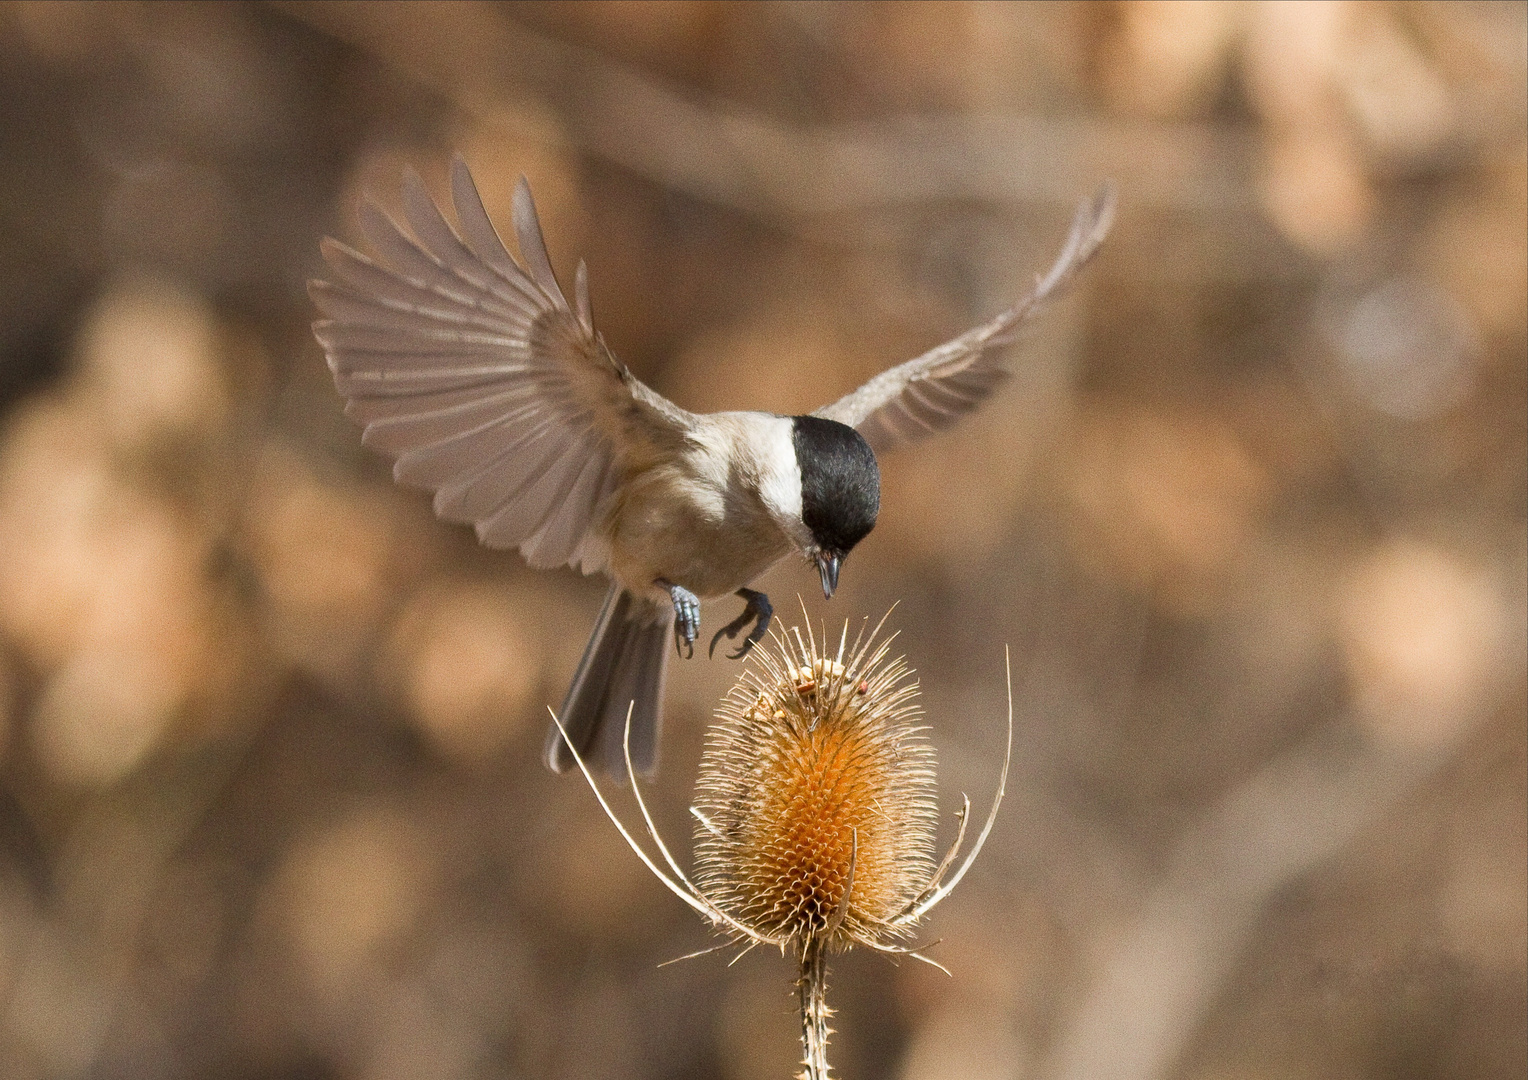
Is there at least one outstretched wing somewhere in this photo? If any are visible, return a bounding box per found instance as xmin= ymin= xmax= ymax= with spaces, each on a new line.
xmin=311 ymin=158 xmax=693 ymax=573
xmin=813 ymin=184 xmax=1116 ymax=453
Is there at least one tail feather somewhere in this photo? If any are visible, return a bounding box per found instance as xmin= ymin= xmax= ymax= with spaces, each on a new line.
xmin=546 ymin=584 xmax=671 ymax=777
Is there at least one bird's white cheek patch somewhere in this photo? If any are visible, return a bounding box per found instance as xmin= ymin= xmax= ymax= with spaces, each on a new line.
xmin=755 ymin=417 xmax=811 ymax=550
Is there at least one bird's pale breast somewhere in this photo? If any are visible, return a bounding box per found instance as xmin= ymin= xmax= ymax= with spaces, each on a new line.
xmin=605 ymin=414 xmax=800 ymax=600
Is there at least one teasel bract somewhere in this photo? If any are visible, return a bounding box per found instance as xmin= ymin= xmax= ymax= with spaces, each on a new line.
xmin=550 ymin=613 xmax=1011 ymax=1080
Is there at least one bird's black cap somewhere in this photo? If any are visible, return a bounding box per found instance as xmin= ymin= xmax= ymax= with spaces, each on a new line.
xmin=791 ymin=415 xmax=879 ymax=559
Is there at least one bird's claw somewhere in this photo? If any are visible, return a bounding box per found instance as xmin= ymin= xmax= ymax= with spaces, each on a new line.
xmin=709 ymin=588 xmax=773 ymax=660
xmin=660 ymin=580 xmax=700 ymax=659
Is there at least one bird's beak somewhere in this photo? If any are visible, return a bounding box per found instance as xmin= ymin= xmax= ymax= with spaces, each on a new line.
xmin=815 ymin=552 xmax=841 ymax=599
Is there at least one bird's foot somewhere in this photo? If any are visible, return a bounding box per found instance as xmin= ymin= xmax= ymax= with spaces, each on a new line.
xmin=709 ymin=588 xmax=773 ymax=660
xmin=658 ymin=579 xmax=700 ymax=659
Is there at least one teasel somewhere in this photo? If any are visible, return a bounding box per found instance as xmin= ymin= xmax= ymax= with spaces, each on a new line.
xmin=550 ymin=613 xmax=1012 ymax=1080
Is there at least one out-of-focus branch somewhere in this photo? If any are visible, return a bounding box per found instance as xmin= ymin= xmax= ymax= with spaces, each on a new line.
xmin=1040 ymin=724 xmax=1461 ymax=1080
xmin=273 ymin=0 xmax=1255 ymax=219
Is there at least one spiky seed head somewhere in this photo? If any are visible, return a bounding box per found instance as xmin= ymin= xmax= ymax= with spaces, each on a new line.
xmin=693 ymin=622 xmax=938 ymax=954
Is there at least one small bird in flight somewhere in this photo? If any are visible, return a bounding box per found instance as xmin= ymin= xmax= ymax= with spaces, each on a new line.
xmin=311 ymin=159 xmax=1114 ymax=775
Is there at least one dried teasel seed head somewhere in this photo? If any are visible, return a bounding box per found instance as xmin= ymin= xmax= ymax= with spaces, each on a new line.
xmin=692 ymin=621 xmax=938 ymax=953
xmin=550 ymin=612 xmax=1012 ymax=1080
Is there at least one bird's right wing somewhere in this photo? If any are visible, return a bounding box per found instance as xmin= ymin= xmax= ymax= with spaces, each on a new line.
xmin=814 ymin=184 xmax=1116 ymax=453
xmin=311 ymin=158 xmax=694 ymax=573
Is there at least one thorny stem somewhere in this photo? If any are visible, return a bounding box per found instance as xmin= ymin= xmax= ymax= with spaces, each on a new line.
xmin=798 ymin=940 xmax=833 ymax=1080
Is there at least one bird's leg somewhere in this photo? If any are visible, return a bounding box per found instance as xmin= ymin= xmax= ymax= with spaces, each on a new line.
xmin=657 ymin=579 xmax=700 ymax=659
xmin=708 ymin=588 xmax=773 ymax=660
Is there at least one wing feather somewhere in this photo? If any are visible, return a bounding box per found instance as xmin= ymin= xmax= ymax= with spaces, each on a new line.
xmin=432 ymin=442 xmax=562 ymax=522
xmin=523 ymin=452 xmax=613 ymax=567
xmin=511 ymin=179 xmax=572 ymax=311
xmin=814 ymin=183 xmax=1116 ymax=452
xmin=310 ymin=280 xmax=523 ymax=341
xmin=475 ymin=434 xmax=597 ymax=549
xmin=311 ymin=157 xmax=691 ymax=574
xmin=574 ymin=260 xmax=594 ymax=336
xmin=358 ymin=389 xmax=542 ymax=455
xmin=357 ymin=203 xmax=532 ymax=314
xmin=396 ymin=410 xmax=558 ymax=492
xmin=319 ymin=238 xmax=537 ymax=325
xmin=343 ymin=383 xmax=525 ymax=425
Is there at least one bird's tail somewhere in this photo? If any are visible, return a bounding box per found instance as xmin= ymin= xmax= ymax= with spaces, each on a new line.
xmin=545 ymin=584 xmax=671 ymax=777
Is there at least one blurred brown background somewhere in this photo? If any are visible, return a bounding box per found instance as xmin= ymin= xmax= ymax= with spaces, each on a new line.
xmin=0 ymin=3 xmax=1523 ymax=1078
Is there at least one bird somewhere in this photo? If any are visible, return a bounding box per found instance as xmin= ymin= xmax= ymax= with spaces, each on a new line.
xmin=310 ymin=157 xmax=1115 ymax=777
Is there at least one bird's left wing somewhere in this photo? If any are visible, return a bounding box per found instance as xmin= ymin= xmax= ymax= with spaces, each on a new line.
xmin=310 ymin=159 xmax=693 ymax=573
xmin=813 ymin=184 xmax=1116 ymax=453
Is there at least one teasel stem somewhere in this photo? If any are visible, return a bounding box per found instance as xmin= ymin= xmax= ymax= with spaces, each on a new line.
xmin=798 ymin=938 xmax=832 ymax=1080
